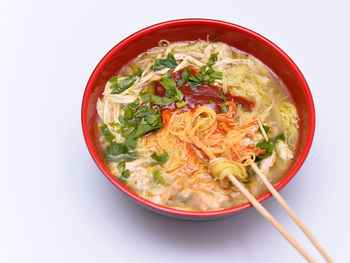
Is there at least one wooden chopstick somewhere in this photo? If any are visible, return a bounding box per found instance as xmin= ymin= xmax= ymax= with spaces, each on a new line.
xmin=227 ymin=174 xmax=317 ymax=263
xmin=255 ymin=121 xmax=332 ymax=262
xmin=250 ymin=163 xmax=333 ymax=263
xmin=195 ymin=138 xmax=321 ymax=262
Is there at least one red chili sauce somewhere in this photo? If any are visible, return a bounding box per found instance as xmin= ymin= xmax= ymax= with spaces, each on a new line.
xmin=152 ymin=69 xmax=255 ymax=113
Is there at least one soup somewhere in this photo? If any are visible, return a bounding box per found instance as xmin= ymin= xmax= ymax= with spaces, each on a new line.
xmin=96 ymin=40 xmax=299 ymax=211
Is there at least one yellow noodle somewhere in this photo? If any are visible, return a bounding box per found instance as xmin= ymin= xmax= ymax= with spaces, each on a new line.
xmin=140 ymin=105 xmax=260 ymax=192
xmin=279 ymin=100 xmax=299 ymax=147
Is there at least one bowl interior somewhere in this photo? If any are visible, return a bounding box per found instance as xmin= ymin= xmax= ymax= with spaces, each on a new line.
xmin=82 ymin=19 xmax=314 ymax=218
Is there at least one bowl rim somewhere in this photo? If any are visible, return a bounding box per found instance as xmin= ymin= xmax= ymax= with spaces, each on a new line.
xmin=81 ymin=18 xmax=315 ymax=218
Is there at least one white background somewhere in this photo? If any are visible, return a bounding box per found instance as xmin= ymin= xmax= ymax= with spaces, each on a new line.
xmin=1 ymin=0 xmax=349 ymax=262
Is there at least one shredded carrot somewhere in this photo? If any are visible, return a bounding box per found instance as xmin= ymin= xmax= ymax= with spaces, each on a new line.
xmin=226 ymin=101 xmax=237 ymax=117
xmin=185 ymin=143 xmax=202 ymax=167
xmin=161 ymin=109 xmax=172 ymax=125
xmin=217 ymin=101 xmax=237 ymax=123
xmin=221 ymin=123 xmax=231 ymax=134
xmin=227 ymin=146 xmax=242 ymax=161
xmin=215 ymin=127 xmax=224 ymax=134
xmin=254 ymin=148 xmax=266 ymax=156
xmin=217 ymin=116 xmax=236 ymax=123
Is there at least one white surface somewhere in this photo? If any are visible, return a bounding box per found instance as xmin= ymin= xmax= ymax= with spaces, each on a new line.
xmin=1 ymin=0 xmax=349 ymax=262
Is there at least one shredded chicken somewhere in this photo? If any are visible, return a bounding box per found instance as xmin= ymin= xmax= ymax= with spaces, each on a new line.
xmin=260 ymin=151 xmax=276 ymax=175
xmin=275 ymin=141 xmax=293 ymax=160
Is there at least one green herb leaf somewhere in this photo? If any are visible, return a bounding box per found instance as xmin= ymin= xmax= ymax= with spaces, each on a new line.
xmin=256 ymin=140 xmax=274 ymax=153
xmin=145 ymin=114 xmax=159 ymax=125
xmin=181 ymin=196 xmax=190 ymax=204
xmin=188 ymin=74 xmax=199 ymax=82
xmin=123 ymin=100 xmax=140 ymax=122
xmin=111 ymin=74 xmax=137 ymax=94
xmin=177 ymin=68 xmax=190 ymax=86
xmin=196 ymin=71 xmax=204 ymax=82
xmin=221 ymin=105 xmax=228 ymax=113
xmin=208 ymin=70 xmax=223 ymax=80
xmin=118 ymin=116 xmax=126 ymax=126
xmin=123 ymin=137 xmax=137 ymax=150
xmin=255 ymin=133 xmax=285 ymax=162
xmin=117 ymin=98 xmax=163 ymax=142
xmin=121 ymin=169 xmax=130 ymax=179
xmin=175 ymin=101 xmax=187 ymax=108
xmin=109 ymin=122 xmax=121 ymax=127
xmin=152 ymin=53 xmax=177 ymax=71
xmin=153 ymin=170 xmax=166 ymax=186
xmin=140 ymin=93 xmax=151 ymax=103
xmin=208 ymin=53 xmax=218 ymax=67
xmin=117 ymin=161 xmax=126 ymax=171
xmin=211 ymin=36 xmax=220 ymax=42
xmin=150 ymin=94 xmax=174 ymax=106
xmin=151 ymin=152 xmax=169 ymax=165
xmin=105 ymin=142 xmax=138 ymax=162
xmin=109 ymin=76 xmax=118 ymax=83
xmin=188 ymin=53 xmax=223 ymax=85
xmin=271 ymin=133 xmax=285 ymax=144
xmin=100 ymin=124 xmax=114 ymax=143
xmin=175 ymin=67 xmax=201 ymax=88
xmin=218 ymin=88 xmax=227 ymax=102
xmin=260 ymin=125 xmax=270 ymax=135
xmin=159 ymin=73 xmax=177 ymax=88
xmin=136 ymin=68 xmax=143 ymax=77
xmin=159 ymin=74 xmax=184 ymax=101
xmin=256 ymin=140 xmax=274 ymax=161
xmin=209 ymin=100 xmax=215 ymax=104
xmin=134 ymin=121 xmax=154 ymax=138
xmin=189 ymin=84 xmax=198 ymax=90
xmin=124 ymin=105 xmax=134 ymax=119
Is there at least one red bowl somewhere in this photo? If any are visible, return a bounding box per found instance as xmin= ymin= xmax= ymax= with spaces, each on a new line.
xmin=82 ymin=19 xmax=315 ymax=220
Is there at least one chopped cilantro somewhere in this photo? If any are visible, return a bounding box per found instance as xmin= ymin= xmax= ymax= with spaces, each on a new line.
xmin=207 ymin=53 xmax=218 ymax=67
xmin=109 ymin=76 xmax=118 ymax=83
xmin=151 ymin=152 xmax=169 ymax=165
xmin=256 ymin=140 xmax=274 ymax=161
xmin=218 ymin=88 xmax=227 ymax=102
xmin=117 ymin=99 xmax=163 ymax=140
xmin=136 ymin=68 xmax=143 ymax=77
xmin=208 ymin=69 xmax=223 ymax=79
xmin=123 ymin=137 xmax=137 ymax=150
xmin=117 ymin=161 xmax=126 ymax=172
xmin=105 ymin=142 xmax=138 ymax=162
xmin=152 ymin=53 xmax=177 ymax=71
xmin=174 ymin=54 xmax=223 ymax=89
xmin=271 ymin=133 xmax=285 ymax=144
xmin=211 ymin=36 xmax=220 ymax=42
xmin=150 ymin=94 xmax=174 ymax=106
xmin=181 ymin=196 xmax=190 ymax=204
xmin=100 ymin=124 xmax=114 ymax=143
xmin=191 ymin=53 xmax=222 ymax=85
xmin=221 ymin=105 xmax=228 ymax=113
xmin=109 ymin=122 xmax=121 ymax=127
xmin=121 ymin=169 xmax=130 ymax=179
xmin=176 ymin=68 xmax=190 ymax=86
xmin=260 ymin=125 xmax=270 ymax=135
xmin=153 ymin=170 xmax=166 ymax=186
xmin=140 ymin=92 xmax=151 ymax=103
xmin=110 ymin=74 xmax=137 ymax=94
xmin=159 ymin=74 xmax=184 ymax=101
xmin=141 ymin=92 xmax=175 ymax=105
xmin=175 ymin=101 xmax=187 ymax=108
xmin=256 ymin=133 xmax=286 ymax=162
